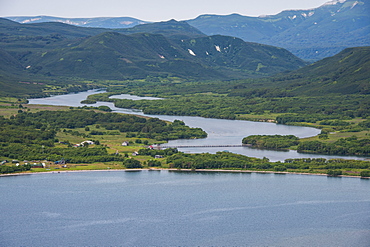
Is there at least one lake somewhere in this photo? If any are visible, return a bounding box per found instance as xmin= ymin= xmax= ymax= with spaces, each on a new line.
xmin=1 ymin=170 xmax=369 ymax=246
xmin=28 ymin=90 xmax=366 ymax=161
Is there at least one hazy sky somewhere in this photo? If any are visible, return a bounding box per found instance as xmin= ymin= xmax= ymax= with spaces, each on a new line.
xmin=1 ymin=0 xmax=331 ymax=21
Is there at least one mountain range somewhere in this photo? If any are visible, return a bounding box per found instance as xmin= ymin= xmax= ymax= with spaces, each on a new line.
xmin=188 ymin=0 xmax=370 ymax=61
xmin=5 ymin=0 xmax=370 ymax=61
xmin=0 ymin=17 xmax=306 ymax=85
xmin=0 ymin=0 xmax=369 ymax=97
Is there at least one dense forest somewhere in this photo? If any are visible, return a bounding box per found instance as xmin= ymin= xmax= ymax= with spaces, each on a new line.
xmin=242 ymin=135 xmax=300 ymax=150
xmin=1 ymin=107 xmax=370 ymax=177
xmin=158 ymin=151 xmax=370 ymax=177
xmin=241 ymin=134 xmax=370 ymax=156
xmin=10 ymin=109 xmax=206 ymax=141
xmin=86 ymin=91 xmax=370 ymax=121
xmin=297 ymin=137 xmax=370 ymax=156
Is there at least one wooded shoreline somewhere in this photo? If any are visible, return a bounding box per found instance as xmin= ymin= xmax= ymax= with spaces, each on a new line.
xmin=0 ymin=168 xmax=367 ymax=179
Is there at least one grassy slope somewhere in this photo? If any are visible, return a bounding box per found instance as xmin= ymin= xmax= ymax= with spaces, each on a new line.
xmin=229 ymin=46 xmax=370 ymax=97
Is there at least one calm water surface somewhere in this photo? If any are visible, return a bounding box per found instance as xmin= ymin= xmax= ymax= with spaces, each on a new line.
xmin=1 ymin=171 xmax=369 ymax=246
xmin=29 ymin=90 xmax=366 ymax=161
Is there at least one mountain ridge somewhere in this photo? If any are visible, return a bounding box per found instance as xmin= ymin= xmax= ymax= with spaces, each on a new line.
xmin=19 ymin=32 xmax=306 ymax=80
xmin=5 ymin=0 xmax=369 ymax=61
xmin=188 ymin=0 xmax=370 ymax=61
xmin=5 ymin=15 xmax=149 ymax=28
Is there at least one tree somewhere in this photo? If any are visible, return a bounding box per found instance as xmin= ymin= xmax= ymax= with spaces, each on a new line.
xmin=327 ymin=170 xmax=342 ymax=177
xmin=274 ymin=165 xmax=287 ymax=171
xmin=360 ymin=170 xmax=370 ymax=178
xmin=123 ymin=159 xmax=142 ymax=168
xmin=147 ymin=160 xmax=161 ymax=167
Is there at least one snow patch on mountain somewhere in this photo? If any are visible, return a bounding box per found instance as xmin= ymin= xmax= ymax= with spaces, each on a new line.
xmin=323 ymin=0 xmax=347 ymax=6
xmin=188 ymin=49 xmax=196 ymax=56
xmin=351 ymin=1 xmax=360 ymax=9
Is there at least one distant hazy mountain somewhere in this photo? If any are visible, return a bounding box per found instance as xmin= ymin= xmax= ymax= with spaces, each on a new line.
xmin=187 ymin=0 xmax=370 ymax=61
xmin=6 ymin=16 xmax=148 ymax=28
xmin=117 ymin=19 xmax=207 ymax=40
xmin=0 ymin=18 xmax=107 ymax=39
xmin=0 ymin=18 xmax=205 ymax=41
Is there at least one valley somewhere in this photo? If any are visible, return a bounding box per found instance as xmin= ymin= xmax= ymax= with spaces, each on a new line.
xmin=0 ymin=0 xmax=369 ymax=177
xmin=2 ymin=2 xmax=370 ymax=247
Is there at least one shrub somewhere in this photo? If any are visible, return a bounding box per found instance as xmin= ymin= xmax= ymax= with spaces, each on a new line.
xmin=360 ymin=170 xmax=370 ymax=178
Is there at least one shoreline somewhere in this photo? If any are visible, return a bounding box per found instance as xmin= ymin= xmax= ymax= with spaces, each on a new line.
xmin=0 ymin=168 xmax=365 ymax=179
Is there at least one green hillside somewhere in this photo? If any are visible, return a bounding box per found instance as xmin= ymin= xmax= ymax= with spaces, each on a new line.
xmin=228 ymin=46 xmax=370 ymax=98
xmin=175 ymin=35 xmax=307 ymax=75
xmin=24 ymin=32 xmax=307 ymax=80
xmin=272 ymin=46 xmax=370 ymax=96
xmin=0 ymin=48 xmax=52 ymax=96
xmin=20 ymin=32 xmax=226 ymax=80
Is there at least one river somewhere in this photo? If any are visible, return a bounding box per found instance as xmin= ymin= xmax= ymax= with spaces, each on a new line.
xmin=28 ymin=89 xmax=366 ymax=161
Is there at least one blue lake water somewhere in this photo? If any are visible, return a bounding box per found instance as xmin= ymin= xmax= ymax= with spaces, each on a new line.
xmin=1 ymin=170 xmax=369 ymax=246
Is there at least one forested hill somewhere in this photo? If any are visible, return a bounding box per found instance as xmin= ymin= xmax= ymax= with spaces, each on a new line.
xmin=174 ymin=35 xmax=307 ymax=74
xmin=272 ymin=46 xmax=370 ymax=96
xmin=227 ymin=46 xmax=370 ymax=99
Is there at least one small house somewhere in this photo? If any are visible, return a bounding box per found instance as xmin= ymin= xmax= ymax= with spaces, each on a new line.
xmin=55 ymin=159 xmax=66 ymax=165
xmin=122 ymin=141 xmax=129 ymax=146
xmin=81 ymin=140 xmax=94 ymax=146
xmin=31 ymin=163 xmax=45 ymax=168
